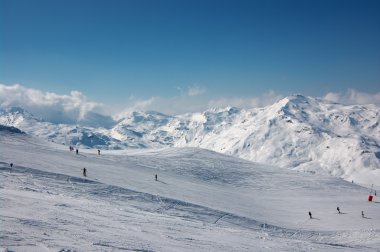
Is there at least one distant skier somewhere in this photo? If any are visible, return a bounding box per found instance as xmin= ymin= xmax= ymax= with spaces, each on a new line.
xmin=309 ymin=211 xmax=312 ymax=219
xmin=83 ymin=168 xmax=87 ymax=177
xmin=155 ymin=174 xmax=158 ymax=181
xmin=337 ymin=207 xmax=341 ymax=214
xmin=98 ymin=149 xmax=100 ymax=155
xmin=10 ymin=163 xmax=13 ymax=168
xmin=76 ymin=149 xmax=79 ymax=155
xmin=361 ymin=210 xmax=364 ymax=218
xmin=375 ymin=191 xmax=377 ymax=196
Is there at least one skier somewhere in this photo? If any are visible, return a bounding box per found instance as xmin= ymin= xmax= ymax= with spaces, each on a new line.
xmin=76 ymin=149 xmax=79 ymax=155
xmin=361 ymin=210 xmax=364 ymax=218
xmin=98 ymin=149 xmax=100 ymax=155
xmin=337 ymin=207 xmax=341 ymax=214
xmin=10 ymin=163 xmax=13 ymax=168
xmin=155 ymin=174 xmax=158 ymax=181
xmin=83 ymin=168 xmax=87 ymax=177
xmin=309 ymin=211 xmax=312 ymax=219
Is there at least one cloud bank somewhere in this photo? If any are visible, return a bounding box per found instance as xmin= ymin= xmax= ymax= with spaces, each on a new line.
xmin=115 ymin=95 xmax=208 ymax=119
xmin=207 ymin=90 xmax=284 ymax=109
xmin=0 ymin=84 xmax=106 ymax=125
xmin=116 ymin=87 xmax=284 ymax=117
xmin=323 ymin=89 xmax=380 ymax=106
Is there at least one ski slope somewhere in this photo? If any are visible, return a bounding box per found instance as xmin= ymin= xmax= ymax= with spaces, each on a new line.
xmin=1 ymin=130 xmax=380 ymax=251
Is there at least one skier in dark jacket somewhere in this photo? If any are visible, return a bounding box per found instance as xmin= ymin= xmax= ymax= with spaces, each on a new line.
xmin=83 ymin=168 xmax=87 ymax=177
xmin=10 ymin=163 xmax=13 ymax=168
xmin=337 ymin=207 xmax=341 ymax=214
xmin=309 ymin=211 xmax=312 ymax=219
xmin=155 ymin=174 xmax=158 ymax=181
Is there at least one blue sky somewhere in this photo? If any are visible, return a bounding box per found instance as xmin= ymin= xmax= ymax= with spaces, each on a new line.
xmin=1 ymin=0 xmax=379 ymax=114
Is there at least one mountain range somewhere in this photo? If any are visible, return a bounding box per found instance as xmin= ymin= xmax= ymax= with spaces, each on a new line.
xmin=1 ymin=94 xmax=379 ymax=186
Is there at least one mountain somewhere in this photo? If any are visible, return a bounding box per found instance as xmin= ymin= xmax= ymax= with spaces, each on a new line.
xmin=1 ymin=94 xmax=379 ymax=185
xmin=0 ymin=106 xmax=39 ymax=126
xmin=0 ymin=106 xmax=125 ymax=149
xmin=110 ymin=111 xmax=174 ymax=147
xmin=169 ymin=95 xmax=380 ymax=185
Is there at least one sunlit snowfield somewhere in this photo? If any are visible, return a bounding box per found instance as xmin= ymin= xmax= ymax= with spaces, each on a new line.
xmin=1 ymin=130 xmax=379 ymax=251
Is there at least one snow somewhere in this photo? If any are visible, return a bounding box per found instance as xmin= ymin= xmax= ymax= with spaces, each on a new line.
xmin=1 ymin=131 xmax=379 ymax=251
xmin=1 ymin=94 xmax=379 ymax=186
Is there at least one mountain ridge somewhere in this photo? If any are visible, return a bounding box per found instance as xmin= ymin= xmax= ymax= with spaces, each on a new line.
xmin=1 ymin=94 xmax=379 ymax=185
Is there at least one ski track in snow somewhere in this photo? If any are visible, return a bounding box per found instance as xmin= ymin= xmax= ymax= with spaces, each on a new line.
xmin=1 ymin=132 xmax=380 ymax=251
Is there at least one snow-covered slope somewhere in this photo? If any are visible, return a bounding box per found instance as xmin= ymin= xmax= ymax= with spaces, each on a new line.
xmin=0 ymin=130 xmax=380 ymax=251
xmin=1 ymin=94 xmax=379 ymax=186
xmin=1 ymin=131 xmax=379 ymax=251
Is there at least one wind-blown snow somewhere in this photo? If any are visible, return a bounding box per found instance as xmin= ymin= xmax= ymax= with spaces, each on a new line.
xmin=1 ymin=131 xmax=379 ymax=251
xmin=1 ymin=94 xmax=379 ymax=186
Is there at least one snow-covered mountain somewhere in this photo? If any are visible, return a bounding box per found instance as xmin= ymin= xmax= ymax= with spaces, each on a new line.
xmin=1 ymin=94 xmax=379 ymax=185
xmin=169 ymin=95 xmax=380 ymax=185
xmin=110 ymin=111 xmax=174 ymax=148
xmin=0 ymin=107 xmax=125 ymax=149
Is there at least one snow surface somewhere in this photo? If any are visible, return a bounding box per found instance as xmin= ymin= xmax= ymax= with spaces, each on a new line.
xmin=1 ymin=95 xmax=379 ymax=187
xmin=1 ymin=130 xmax=379 ymax=251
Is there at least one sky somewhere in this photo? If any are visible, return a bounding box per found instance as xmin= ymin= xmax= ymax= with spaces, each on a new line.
xmin=1 ymin=0 xmax=380 ymax=116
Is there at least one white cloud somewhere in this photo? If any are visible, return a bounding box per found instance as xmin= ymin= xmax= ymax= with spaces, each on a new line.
xmin=114 ymin=90 xmax=284 ymax=117
xmin=115 ymin=95 xmax=207 ymax=118
xmin=323 ymin=89 xmax=380 ymax=105
xmin=114 ymin=96 xmax=158 ymax=120
xmin=186 ymin=85 xmax=206 ymax=97
xmin=0 ymin=83 xmax=105 ymax=124
xmin=207 ymin=90 xmax=284 ymax=109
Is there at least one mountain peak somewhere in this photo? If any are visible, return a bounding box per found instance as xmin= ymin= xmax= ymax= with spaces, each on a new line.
xmin=272 ymin=94 xmax=322 ymax=114
xmin=1 ymin=106 xmax=34 ymax=117
xmin=278 ymin=94 xmax=315 ymax=106
xmin=0 ymin=106 xmax=39 ymax=125
xmin=206 ymin=106 xmax=241 ymax=114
